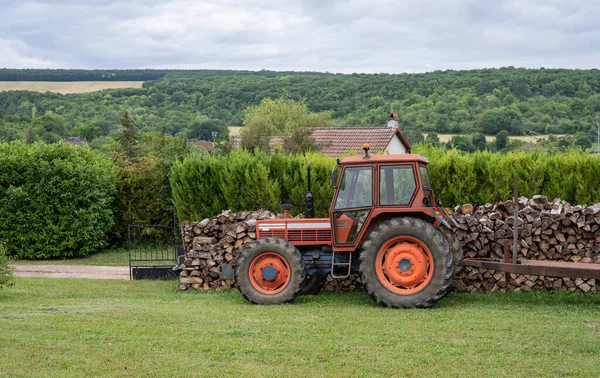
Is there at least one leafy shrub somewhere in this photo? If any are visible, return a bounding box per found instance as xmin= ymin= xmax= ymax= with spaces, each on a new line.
xmin=0 ymin=141 xmax=116 ymax=259
xmin=413 ymin=144 xmax=600 ymax=206
xmin=110 ymin=155 xmax=175 ymax=243
xmin=172 ymin=145 xmax=600 ymax=222
xmin=171 ymin=150 xmax=335 ymax=221
xmin=0 ymin=242 xmax=14 ymax=290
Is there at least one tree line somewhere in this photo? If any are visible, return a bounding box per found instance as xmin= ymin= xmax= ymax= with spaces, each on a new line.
xmin=0 ymin=68 xmax=168 ymax=81
xmin=1 ymin=67 xmax=599 ymax=145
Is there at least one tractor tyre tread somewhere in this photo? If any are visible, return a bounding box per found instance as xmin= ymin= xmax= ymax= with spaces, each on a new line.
xmin=439 ymin=226 xmax=464 ymax=274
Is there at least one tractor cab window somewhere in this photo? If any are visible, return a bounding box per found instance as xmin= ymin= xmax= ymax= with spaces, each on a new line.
xmin=334 ymin=166 xmax=373 ymax=209
xmin=419 ymin=165 xmax=433 ymax=206
xmin=379 ymin=165 xmax=417 ymax=205
xmin=419 ymin=165 xmax=431 ymax=190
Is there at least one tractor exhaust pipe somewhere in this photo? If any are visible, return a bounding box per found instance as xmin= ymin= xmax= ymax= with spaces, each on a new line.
xmin=305 ymin=162 xmax=314 ymax=218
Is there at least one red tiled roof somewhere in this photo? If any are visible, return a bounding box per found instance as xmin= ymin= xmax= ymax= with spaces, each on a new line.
xmin=188 ymin=141 xmax=214 ymax=149
xmin=310 ymin=127 xmax=410 ymax=157
xmin=66 ymin=136 xmax=83 ymax=146
xmin=229 ymin=127 xmax=411 ymax=157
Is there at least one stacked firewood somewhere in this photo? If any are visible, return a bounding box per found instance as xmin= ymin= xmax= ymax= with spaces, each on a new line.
xmin=177 ymin=210 xmax=271 ymax=291
xmin=452 ymin=195 xmax=600 ymax=293
xmin=322 ymin=274 xmax=362 ymax=292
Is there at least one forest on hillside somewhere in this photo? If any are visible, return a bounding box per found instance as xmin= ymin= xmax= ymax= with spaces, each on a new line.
xmin=1 ymin=67 xmax=599 ymax=144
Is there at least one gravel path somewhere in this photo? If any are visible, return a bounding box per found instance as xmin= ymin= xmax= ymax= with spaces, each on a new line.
xmin=13 ymin=265 xmax=130 ymax=280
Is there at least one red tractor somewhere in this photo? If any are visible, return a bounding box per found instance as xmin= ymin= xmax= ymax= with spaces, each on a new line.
xmin=235 ymin=147 xmax=462 ymax=308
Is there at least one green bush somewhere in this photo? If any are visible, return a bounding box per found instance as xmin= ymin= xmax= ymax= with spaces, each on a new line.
xmin=171 ymin=146 xmax=600 ymax=222
xmin=0 ymin=141 xmax=116 ymax=259
xmin=171 ymin=150 xmax=335 ymax=221
xmin=0 ymin=242 xmax=14 ymax=290
xmin=413 ymin=144 xmax=600 ymax=206
xmin=110 ymin=155 xmax=175 ymax=243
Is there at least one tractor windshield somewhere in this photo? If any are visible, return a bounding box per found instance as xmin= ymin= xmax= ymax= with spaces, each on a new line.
xmin=335 ymin=166 xmax=372 ymax=209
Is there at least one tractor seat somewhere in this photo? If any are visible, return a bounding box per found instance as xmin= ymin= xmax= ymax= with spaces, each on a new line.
xmin=280 ymin=204 xmax=294 ymax=211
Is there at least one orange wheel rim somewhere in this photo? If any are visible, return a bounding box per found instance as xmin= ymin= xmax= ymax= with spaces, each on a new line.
xmin=248 ymin=252 xmax=291 ymax=294
xmin=375 ymin=236 xmax=433 ymax=295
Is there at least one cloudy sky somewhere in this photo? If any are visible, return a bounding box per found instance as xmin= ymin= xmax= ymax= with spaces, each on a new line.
xmin=1 ymin=0 xmax=599 ymax=73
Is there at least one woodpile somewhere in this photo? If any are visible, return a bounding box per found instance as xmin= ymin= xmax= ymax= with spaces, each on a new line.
xmin=177 ymin=210 xmax=271 ymax=291
xmin=322 ymin=274 xmax=362 ymax=293
xmin=178 ymin=196 xmax=600 ymax=294
xmin=452 ymin=195 xmax=600 ymax=293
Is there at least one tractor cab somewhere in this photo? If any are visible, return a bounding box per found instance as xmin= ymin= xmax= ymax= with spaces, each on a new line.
xmin=330 ymin=153 xmax=440 ymax=251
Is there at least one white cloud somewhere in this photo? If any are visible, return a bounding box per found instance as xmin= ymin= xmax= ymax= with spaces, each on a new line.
xmin=0 ymin=38 xmax=66 ymax=68
xmin=0 ymin=0 xmax=599 ymax=72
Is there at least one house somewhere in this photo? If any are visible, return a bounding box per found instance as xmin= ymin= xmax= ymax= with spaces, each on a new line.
xmin=230 ymin=127 xmax=411 ymax=157
xmin=65 ymin=136 xmax=83 ymax=146
xmin=187 ymin=141 xmax=214 ymax=150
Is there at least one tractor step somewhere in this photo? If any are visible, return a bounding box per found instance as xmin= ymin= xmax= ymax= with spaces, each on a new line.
xmin=330 ymin=251 xmax=352 ymax=278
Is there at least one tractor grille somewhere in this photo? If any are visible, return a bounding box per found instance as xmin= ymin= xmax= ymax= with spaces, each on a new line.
xmin=288 ymin=229 xmax=331 ymax=242
xmin=260 ymin=229 xmax=286 ymax=239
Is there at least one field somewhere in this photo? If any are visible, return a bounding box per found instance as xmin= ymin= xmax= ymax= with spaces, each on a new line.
xmin=227 ymin=127 xmax=565 ymax=142
xmin=0 ymin=81 xmax=144 ymax=94
xmin=429 ymin=133 xmax=566 ymax=143
xmin=228 ymin=126 xmax=242 ymax=136
xmin=1 ymin=278 xmax=599 ymax=377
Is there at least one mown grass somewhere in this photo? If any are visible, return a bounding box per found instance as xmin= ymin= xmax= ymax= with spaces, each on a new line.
xmin=1 ymin=278 xmax=599 ymax=377
xmin=12 ymin=245 xmax=177 ymax=267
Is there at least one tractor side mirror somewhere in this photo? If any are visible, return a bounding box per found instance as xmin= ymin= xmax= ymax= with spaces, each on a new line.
xmin=437 ymin=199 xmax=443 ymax=206
xmin=330 ymin=165 xmax=340 ymax=188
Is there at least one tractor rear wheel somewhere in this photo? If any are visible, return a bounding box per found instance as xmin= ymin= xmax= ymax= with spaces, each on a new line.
xmin=235 ymin=237 xmax=306 ymax=305
xmin=359 ymin=217 xmax=454 ymax=308
xmin=300 ymin=274 xmax=328 ymax=295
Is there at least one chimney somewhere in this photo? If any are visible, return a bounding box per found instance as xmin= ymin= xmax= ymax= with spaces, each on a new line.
xmin=387 ymin=112 xmax=399 ymax=128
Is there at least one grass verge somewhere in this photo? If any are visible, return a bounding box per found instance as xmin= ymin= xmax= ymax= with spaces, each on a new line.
xmin=1 ymin=278 xmax=599 ymax=377
xmin=11 ymin=248 xmax=130 ymax=266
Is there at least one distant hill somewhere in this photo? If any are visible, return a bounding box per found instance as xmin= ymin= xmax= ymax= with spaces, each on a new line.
xmin=0 ymin=68 xmax=331 ymax=81
xmin=0 ymin=67 xmax=599 ymax=143
xmin=0 ymin=69 xmax=166 ymax=81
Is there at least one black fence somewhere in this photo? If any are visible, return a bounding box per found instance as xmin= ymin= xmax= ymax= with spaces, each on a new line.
xmin=128 ymin=224 xmax=184 ymax=280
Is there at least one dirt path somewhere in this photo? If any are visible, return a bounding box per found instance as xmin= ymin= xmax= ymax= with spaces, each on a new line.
xmin=13 ymin=265 xmax=130 ymax=280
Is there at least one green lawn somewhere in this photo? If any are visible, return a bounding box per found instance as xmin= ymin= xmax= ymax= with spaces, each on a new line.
xmin=11 ymin=248 xmax=130 ymax=266
xmin=1 ymin=279 xmax=599 ymax=377
xmin=11 ymin=245 xmax=176 ymax=267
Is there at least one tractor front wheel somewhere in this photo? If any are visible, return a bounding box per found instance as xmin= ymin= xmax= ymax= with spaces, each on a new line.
xmin=359 ymin=217 xmax=454 ymax=308
xmin=235 ymin=237 xmax=306 ymax=305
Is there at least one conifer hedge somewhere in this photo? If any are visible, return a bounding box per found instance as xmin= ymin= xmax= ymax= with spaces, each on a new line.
xmin=171 ymin=149 xmax=335 ymax=220
xmin=0 ymin=142 xmax=116 ymax=259
xmin=171 ymin=146 xmax=600 ymax=221
xmin=416 ymin=144 xmax=600 ymax=206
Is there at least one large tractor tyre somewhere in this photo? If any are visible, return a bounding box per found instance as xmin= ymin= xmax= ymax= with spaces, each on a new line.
xmin=439 ymin=226 xmax=464 ymax=274
xmin=235 ymin=237 xmax=306 ymax=305
xmin=359 ymin=217 xmax=454 ymax=309
xmin=300 ymin=274 xmax=329 ymax=295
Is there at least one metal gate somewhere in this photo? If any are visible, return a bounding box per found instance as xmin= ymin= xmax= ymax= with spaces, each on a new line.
xmin=128 ymin=224 xmax=184 ymax=280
